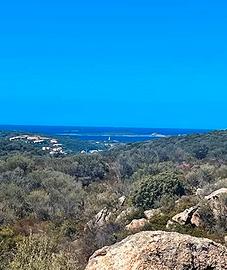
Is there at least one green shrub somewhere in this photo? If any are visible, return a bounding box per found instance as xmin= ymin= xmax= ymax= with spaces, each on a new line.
xmin=9 ymin=233 xmax=79 ymax=270
xmin=132 ymin=172 xmax=186 ymax=210
xmin=0 ymin=227 xmax=18 ymax=270
xmin=6 ymin=155 xmax=35 ymax=173
xmin=196 ymin=201 xmax=216 ymax=231
xmin=193 ymin=145 xmax=209 ymax=160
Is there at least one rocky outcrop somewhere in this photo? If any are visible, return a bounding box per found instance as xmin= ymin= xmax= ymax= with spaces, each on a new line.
xmin=166 ymin=219 xmax=175 ymax=229
xmin=115 ymin=207 xmax=137 ymax=223
xmin=144 ymin=208 xmax=162 ymax=220
xmin=172 ymin=206 xmax=198 ymax=225
xmin=205 ymin=188 xmax=227 ymax=200
xmin=118 ymin=196 xmax=126 ymax=206
xmin=86 ymin=207 xmax=112 ymax=231
xmin=117 ymin=207 xmax=162 ymax=231
xmin=205 ymin=188 xmax=227 ymax=220
xmin=224 ymin=236 xmax=227 ymax=245
xmin=190 ymin=209 xmax=203 ymax=227
xmin=169 ymin=188 xmax=227 ymax=228
xmin=125 ymin=218 xmax=148 ymax=232
xmin=85 ymin=231 xmax=227 ymax=270
xmin=86 ymin=196 xmax=128 ymax=231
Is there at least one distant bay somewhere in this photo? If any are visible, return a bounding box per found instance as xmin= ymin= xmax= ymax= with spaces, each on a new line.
xmin=0 ymin=125 xmax=211 ymax=143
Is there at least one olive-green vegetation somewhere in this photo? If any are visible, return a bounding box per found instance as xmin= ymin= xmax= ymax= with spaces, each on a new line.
xmin=0 ymin=130 xmax=227 ymax=269
xmin=132 ymin=172 xmax=186 ymax=209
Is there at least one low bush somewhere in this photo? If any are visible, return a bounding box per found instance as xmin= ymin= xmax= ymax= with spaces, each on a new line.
xmin=132 ymin=172 xmax=186 ymax=210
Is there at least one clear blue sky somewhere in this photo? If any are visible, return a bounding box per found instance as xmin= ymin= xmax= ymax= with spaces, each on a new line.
xmin=0 ymin=0 xmax=226 ymax=128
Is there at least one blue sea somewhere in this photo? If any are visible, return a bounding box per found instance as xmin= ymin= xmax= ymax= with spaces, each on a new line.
xmin=0 ymin=125 xmax=211 ymax=143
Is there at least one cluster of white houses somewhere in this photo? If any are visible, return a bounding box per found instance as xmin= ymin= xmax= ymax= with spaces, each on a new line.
xmin=9 ymin=135 xmax=66 ymax=155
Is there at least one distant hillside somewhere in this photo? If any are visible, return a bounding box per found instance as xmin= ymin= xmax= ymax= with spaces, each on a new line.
xmin=107 ymin=130 xmax=227 ymax=176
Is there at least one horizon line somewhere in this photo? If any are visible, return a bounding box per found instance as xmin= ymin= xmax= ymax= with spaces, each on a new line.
xmin=0 ymin=123 xmax=215 ymax=131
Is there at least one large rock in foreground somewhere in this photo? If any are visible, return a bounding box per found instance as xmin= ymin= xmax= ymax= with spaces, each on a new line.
xmin=85 ymin=231 xmax=227 ymax=270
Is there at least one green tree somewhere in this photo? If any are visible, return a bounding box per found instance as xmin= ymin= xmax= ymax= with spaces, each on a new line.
xmin=193 ymin=145 xmax=209 ymax=160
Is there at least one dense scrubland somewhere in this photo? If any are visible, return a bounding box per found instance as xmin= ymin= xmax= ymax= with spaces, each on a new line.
xmin=0 ymin=130 xmax=227 ymax=269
